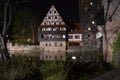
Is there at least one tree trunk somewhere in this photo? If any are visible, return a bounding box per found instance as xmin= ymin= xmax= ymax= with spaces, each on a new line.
xmin=104 ymin=34 xmax=109 ymax=61
xmin=0 ymin=34 xmax=10 ymax=62
xmin=103 ymin=25 xmax=111 ymax=62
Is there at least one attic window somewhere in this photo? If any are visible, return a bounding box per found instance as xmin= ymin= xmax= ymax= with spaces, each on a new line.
xmin=48 ymin=17 xmax=51 ymax=19
xmin=54 ymin=11 xmax=56 ymax=13
xmin=55 ymin=16 xmax=57 ymax=19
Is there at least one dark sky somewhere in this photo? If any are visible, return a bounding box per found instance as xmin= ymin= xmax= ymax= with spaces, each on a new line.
xmin=31 ymin=0 xmax=79 ymax=24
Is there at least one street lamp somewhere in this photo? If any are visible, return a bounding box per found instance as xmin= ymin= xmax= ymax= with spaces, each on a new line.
xmin=90 ymin=2 xmax=93 ymax=6
xmin=92 ymin=21 xmax=95 ymax=24
xmin=72 ymin=56 xmax=76 ymax=60
xmin=88 ymin=27 xmax=91 ymax=31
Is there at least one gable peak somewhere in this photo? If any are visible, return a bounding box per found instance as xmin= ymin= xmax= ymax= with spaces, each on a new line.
xmin=41 ymin=5 xmax=65 ymax=26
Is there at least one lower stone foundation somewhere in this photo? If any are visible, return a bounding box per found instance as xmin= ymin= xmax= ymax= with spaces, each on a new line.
xmin=40 ymin=41 xmax=66 ymax=52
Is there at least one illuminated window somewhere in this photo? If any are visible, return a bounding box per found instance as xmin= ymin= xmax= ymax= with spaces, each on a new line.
xmin=41 ymin=34 xmax=43 ymax=38
xmin=46 ymin=27 xmax=51 ymax=31
xmin=63 ymin=35 xmax=66 ymax=38
xmin=62 ymin=28 xmax=66 ymax=31
xmin=42 ymin=28 xmax=45 ymax=31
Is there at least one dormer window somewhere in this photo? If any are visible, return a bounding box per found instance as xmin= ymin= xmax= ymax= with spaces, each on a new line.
xmin=55 ymin=16 xmax=57 ymax=19
xmin=54 ymin=11 xmax=56 ymax=13
xmin=48 ymin=17 xmax=51 ymax=19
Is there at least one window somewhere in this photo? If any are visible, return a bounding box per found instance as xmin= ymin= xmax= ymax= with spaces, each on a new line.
xmin=48 ymin=17 xmax=51 ymax=19
xmin=88 ymin=34 xmax=90 ymax=37
xmin=62 ymin=28 xmax=66 ymax=31
xmin=75 ymin=35 xmax=80 ymax=39
xmin=46 ymin=43 xmax=48 ymax=46
xmin=49 ymin=55 xmax=51 ymax=59
xmin=41 ymin=34 xmax=43 ymax=38
xmin=42 ymin=28 xmax=45 ymax=31
xmin=54 ymin=11 xmax=56 ymax=13
xmin=54 ymin=56 xmax=57 ymax=60
xmin=60 ymin=56 xmax=62 ymax=59
xmin=54 ymin=42 xmax=57 ymax=46
xmin=46 ymin=56 xmax=48 ymax=59
xmin=69 ymin=35 xmax=73 ymax=39
xmin=46 ymin=28 xmax=51 ymax=31
xmin=69 ymin=43 xmax=79 ymax=46
xmin=49 ymin=43 xmax=51 ymax=46
xmin=63 ymin=35 xmax=66 ymax=38
xmin=60 ymin=43 xmax=62 ymax=46
xmin=55 ymin=16 xmax=57 ymax=19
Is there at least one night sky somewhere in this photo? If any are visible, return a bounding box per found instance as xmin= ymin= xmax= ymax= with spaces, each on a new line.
xmin=31 ymin=0 xmax=79 ymax=24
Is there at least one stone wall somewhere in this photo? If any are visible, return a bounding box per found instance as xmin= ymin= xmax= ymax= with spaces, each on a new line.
xmin=7 ymin=42 xmax=40 ymax=51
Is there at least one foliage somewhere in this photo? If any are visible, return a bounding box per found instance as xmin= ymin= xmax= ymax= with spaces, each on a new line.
xmin=40 ymin=61 xmax=67 ymax=80
xmin=0 ymin=0 xmax=32 ymax=62
xmin=12 ymin=8 xmax=38 ymax=44
xmin=0 ymin=54 xmax=113 ymax=80
xmin=112 ymin=32 xmax=120 ymax=68
xmin=0 ymin=55 xmax=67 ymax=80
xmin=0 ymin=55 xmax=41 ymax=80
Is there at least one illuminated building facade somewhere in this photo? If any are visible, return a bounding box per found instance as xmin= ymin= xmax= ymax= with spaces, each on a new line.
xmin=38 ymin=5 xmax=67 ymax=52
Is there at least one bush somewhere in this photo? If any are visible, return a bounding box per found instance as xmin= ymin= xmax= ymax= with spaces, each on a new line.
xmin=0 ymin=55 xmax=41 ymax=80
xmin=112 ymin=32 xmax=120 ymax=68
xmin=40 ymin=61 xmax=67 ymax=80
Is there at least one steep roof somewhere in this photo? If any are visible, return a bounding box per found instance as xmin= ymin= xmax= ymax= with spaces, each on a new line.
xmin=69 ymin=23 xmax=82 ymax=33
xmin=41 ymin=5 xmax=65 ymax=26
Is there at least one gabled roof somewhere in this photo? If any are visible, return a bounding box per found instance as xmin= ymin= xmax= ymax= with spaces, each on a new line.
xmin=41 ymin=5 xmax=65 ymax=26
xmin=69 ymin=23 xmax=82 ymax=33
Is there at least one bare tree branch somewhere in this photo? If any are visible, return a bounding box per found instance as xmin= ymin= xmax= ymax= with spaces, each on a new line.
xmin=104 ymin=0 xmax=111 ymax=21
xmin=108 ymin=24 xmax=120 ymax=40
xmin=16 ymin=0 xmax=29 ymax=5
xmin=106 ymin=0 xmax=120 ymax=22
xmin=3 ymin=1 xmax=8 ymax=36
xmin=5 ymin=4 xmax=12 ymax=34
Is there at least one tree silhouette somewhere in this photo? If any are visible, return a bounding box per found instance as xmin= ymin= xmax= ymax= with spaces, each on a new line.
xmin=0 ymin=0 xmax=29 ymax=61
